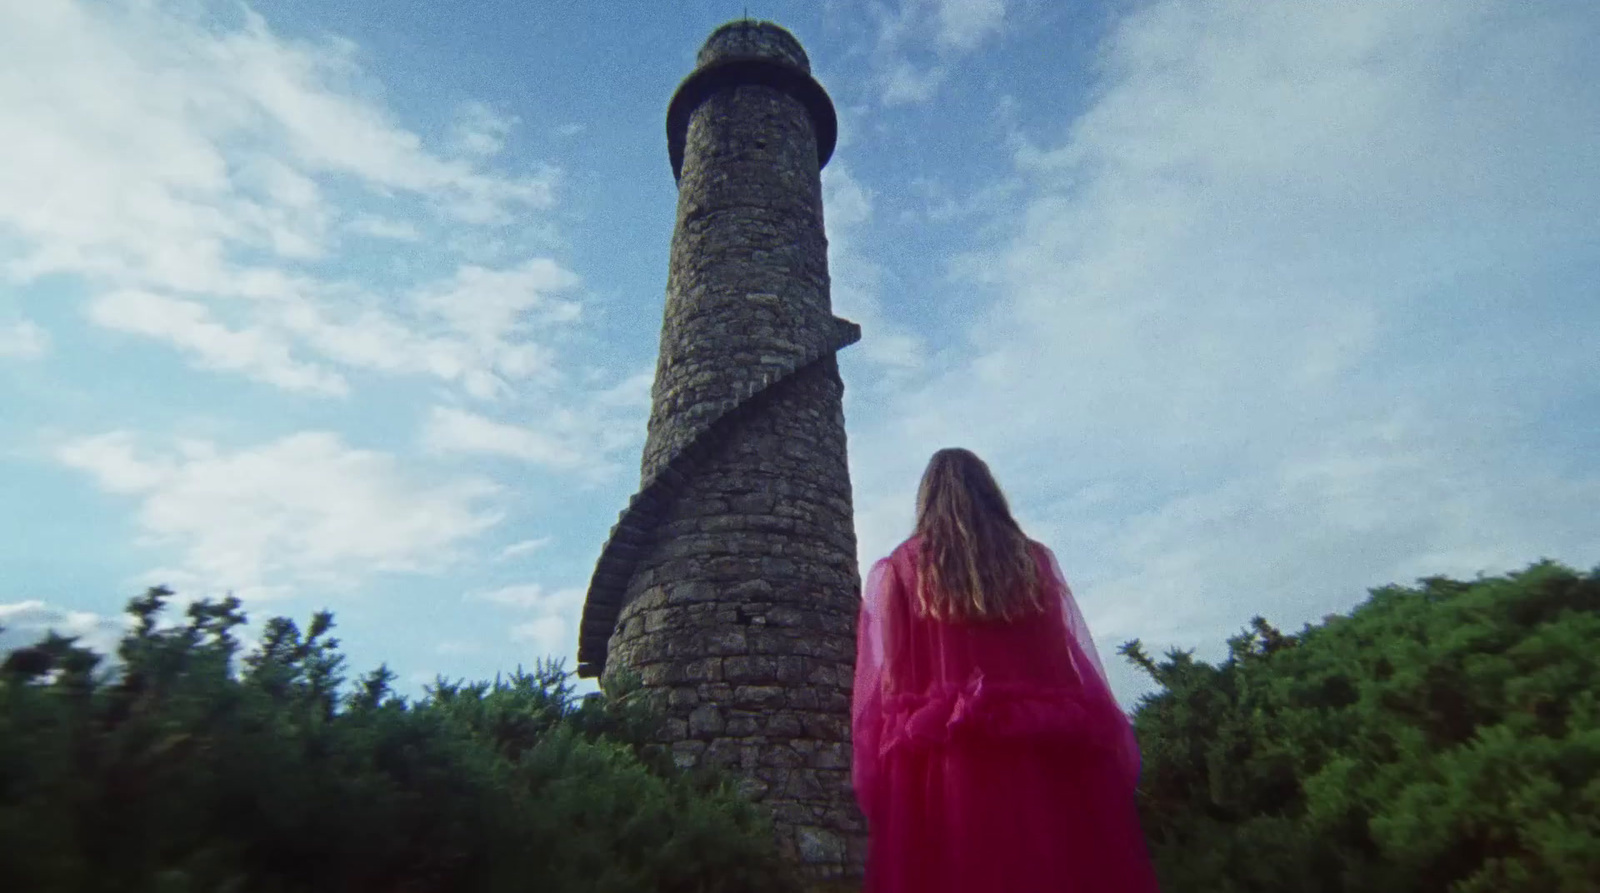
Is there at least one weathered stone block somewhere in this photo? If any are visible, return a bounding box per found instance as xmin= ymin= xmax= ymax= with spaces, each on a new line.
xmin=760 ymin=745 xmax=804 ymax=768
xmin=733 ymin=684 xmax=786 ymax=707
xmin=788 ymin=687 xmax=820 ymax=710
xmin=643 ymin=610 xmax=671 ymax=634
xmin=802 ymin=713 xmax=846 ymax=740
xmin=704 ymin=738 xmax=743 ymax=769
xmin=725 ymin=712 xmax=762 ymax=737
xmin=764 ymin=712 xmax=802 ymax=737
xmin=783 ymin=769 xmax=826 ymax=801
xmin=775 ymin=655 xmax=808 ymax=684
xmin=723 ymin=655 xmax=778 ymax=684
xmin=683 ymin=657 xmax=723 ymax=682
xmin=737 ymin=776 xmax=771 ymax=801
xmin=796 ymin=826 xmax=847 ymax=865
xmin=688 ymin=704 xmax=723 ymax=738
xmin=812 ymin=741 xmax=850 ymax=770
xmin=666 ymin=581 xmax=719 ymax=604
xmin=668 ymin=687 xmax=700 ymax=709
xmin=767 ymin=605 xmax=806 ymax=627
xmin=672 ymin=739 xmax=705 ymax=770
xmin=704 ymin=628 xmax=748 ymax=654
xmin=635 ymin=662 xmax=684 ymax=686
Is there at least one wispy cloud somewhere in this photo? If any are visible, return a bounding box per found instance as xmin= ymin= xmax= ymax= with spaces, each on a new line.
xmin=448 ymin=102 xmax=517 ymax=160
xmin=89 ymin=289 xmax=349 ymax=395
xmin=823 ymin=164 xmax=925 ymax=377
xmin=346 ymin=214 xmax=420 ymax=241
xmin=0 ymin=1 xmax=553 ymax=292
xmin=845 ymin=0 xmax=1600 ymax=701
xmin=0 ymin=320 xmax=50 ymax=359
xmin=499 ymin=538 xmax=553 ymax=561
xmin=421 ymin=387 xmax=644 ymax=483
xmin=867 ymin=0 xmax=1011 ymax=105
xmin=85 ymin=257 xmax=589 ymax=400
xmin=56 ymin=431 xmax=502 ymax=600
xmin=423 ymin=407 xmax=589 ymax=471
xmin=0 ymin=600 xmax=127 ymax=656
xmin=470 ymin=583 xmax=585 ymax=663
xmin=0 ymin=0 xmax=579 ymax=405
xmin=472 ymin=583 xmax=581 ymax=611
xmin=929 ymin=0 xmax=1007 ymax=51
xmin=6 ymin=1 xmax=648 ymax=614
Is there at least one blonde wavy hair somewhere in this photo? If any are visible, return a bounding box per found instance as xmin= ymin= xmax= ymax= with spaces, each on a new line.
xmin=913 ymin=448 xmax=1043 ymax=621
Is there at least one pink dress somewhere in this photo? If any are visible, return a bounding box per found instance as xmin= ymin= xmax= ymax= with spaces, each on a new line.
xmin=851 ymin=537 xmax=1161 ymax=893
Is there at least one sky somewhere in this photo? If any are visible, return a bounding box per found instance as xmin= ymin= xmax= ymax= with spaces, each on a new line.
xmin=2 ymin=0 xmax=1597 ymax=705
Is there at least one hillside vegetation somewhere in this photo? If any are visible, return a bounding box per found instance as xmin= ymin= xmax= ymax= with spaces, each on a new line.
xmin=1125 ymin=561 xmax=1600 ymax=893
xmin=3 ymin=562 xmax=1595 ymax=892
xmin=0 ymin=588 xmax=801 ymax=893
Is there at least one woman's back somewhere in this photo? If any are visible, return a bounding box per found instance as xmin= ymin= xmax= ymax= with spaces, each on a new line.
xmin=853 ymin=535 xmax=1160 ymax=893
xmin=875 ymin=537 xmax=1080 ymax=695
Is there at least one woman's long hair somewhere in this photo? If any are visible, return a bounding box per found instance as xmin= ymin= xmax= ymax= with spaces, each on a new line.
xmin=913 ymin=448 xmax=1043 ymax=621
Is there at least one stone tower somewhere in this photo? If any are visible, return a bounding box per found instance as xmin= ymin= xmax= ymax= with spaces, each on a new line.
xmin=576 ymin=19 xmax=863 ymax=882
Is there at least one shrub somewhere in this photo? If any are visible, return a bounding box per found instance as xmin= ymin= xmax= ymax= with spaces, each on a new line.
xmin=1124 ymin=562 xmax=1600 ymax=893
xmin=0 ymin=587 xmax=801 ymax=893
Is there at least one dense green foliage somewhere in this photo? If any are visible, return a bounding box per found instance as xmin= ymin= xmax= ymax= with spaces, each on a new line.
xmin=0 ymin=588 xmax=801 ymax=893
xmin=6 ymin=562 xmax=1596 ymax=892
xmin=1123 ymin=561 xmax=1600 ymax=893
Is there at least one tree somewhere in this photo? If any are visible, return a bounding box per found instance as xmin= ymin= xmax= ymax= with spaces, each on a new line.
xmin=0 ymin=588 xmax=800 ymax=893
xmin=1124 ymin=561 xmax=1600 ymax=893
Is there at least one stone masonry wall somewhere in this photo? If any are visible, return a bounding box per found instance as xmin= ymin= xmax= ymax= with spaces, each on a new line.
xmin=600 ymin=20 xmax=864 ymax=883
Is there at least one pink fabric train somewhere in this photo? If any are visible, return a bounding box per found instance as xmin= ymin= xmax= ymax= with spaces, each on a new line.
xmin=852 ymin=536 xmax=1161 ymax=893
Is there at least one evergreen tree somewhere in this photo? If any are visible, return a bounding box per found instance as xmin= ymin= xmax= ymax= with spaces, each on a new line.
xmin=0 ymin=588 xmax=800 ymax=893
xmin=1124 ymin=561 xmax=1600 ymax=893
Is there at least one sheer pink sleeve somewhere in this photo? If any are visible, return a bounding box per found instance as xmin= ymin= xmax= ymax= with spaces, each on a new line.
xmin=851 ymin=557 xmax=893 ymax=822
xmin=1040 ymin=545 xmax=1142 ymax=787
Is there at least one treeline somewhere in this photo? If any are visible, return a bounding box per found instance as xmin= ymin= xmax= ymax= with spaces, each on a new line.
xmin=1125 ymin=561 xmax=1599 ymax=893
xmin=3 ymin=563 xmax=1596 ymax=892
xmin=0 ymin=588 xmax=801 ymax=893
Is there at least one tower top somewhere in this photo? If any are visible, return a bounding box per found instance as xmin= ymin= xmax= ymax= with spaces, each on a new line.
xmin=697 ymin=19 xmax=810 ymax=72
xmin=666 ymin=19 xmax=836 ymax=182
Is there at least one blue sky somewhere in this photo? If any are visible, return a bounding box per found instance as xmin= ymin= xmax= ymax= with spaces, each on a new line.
xmin=2 ymin=0 xmax=1597 ymax=705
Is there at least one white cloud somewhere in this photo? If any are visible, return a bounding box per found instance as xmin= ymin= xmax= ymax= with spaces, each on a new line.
xmin=880 ymin=61 xmax=945 ymax=105
xmin=411 ymin=258 xmax=581 ymax=364
xmin=89 ymin=289 xmax=348 ymax=395
xmin=420 ymin=366 xmax=650 ymax=480
xmin=0 ymin=600 xmax=127 ymax=657
xmin=449 ymin=102 xmax=516 ymax=159
xmin=471 ymin=583 xmax=585 ymax=663
xmin=0 ymin=0 xmax=578 ymax=402
xmin=869 ymin=0 xmax=1010 ymax=104
xmin=845 ymin=1 xmax=1600 ymax=702
xmin=423 ymin=406 xmax=588 ymax=471
xmin=930 ymin=0 xmax=1007 ymax=51
xmin=81 ymin=256 xmax=589 ymax=400
xmin=824 ymin=164 xmax=926 ymax=376
xmin=281 ymin=258 xmax=585 ymax=401
xmin=499 ymin=537 xmax=553 ymax=560
xmin=509 ymin=616 xmax=568 ymax=659
xmin=0 ymin=320 xmax=50 ymax=359
xmin=347 ymin=214 xmax=420 ymax=241
xmin=474 ymin=583 xmax=582 ymax=611
xmin=433 ymin=639 xmax=482 ymax=657
xmin=0 ymin=1 xmax=553 ymax=291
xmin=56 ymin=430 xmax=502 ymax=600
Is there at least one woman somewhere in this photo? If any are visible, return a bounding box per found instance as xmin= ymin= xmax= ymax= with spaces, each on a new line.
xmin=851 ymin=448 xmax=1160 ymax=893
